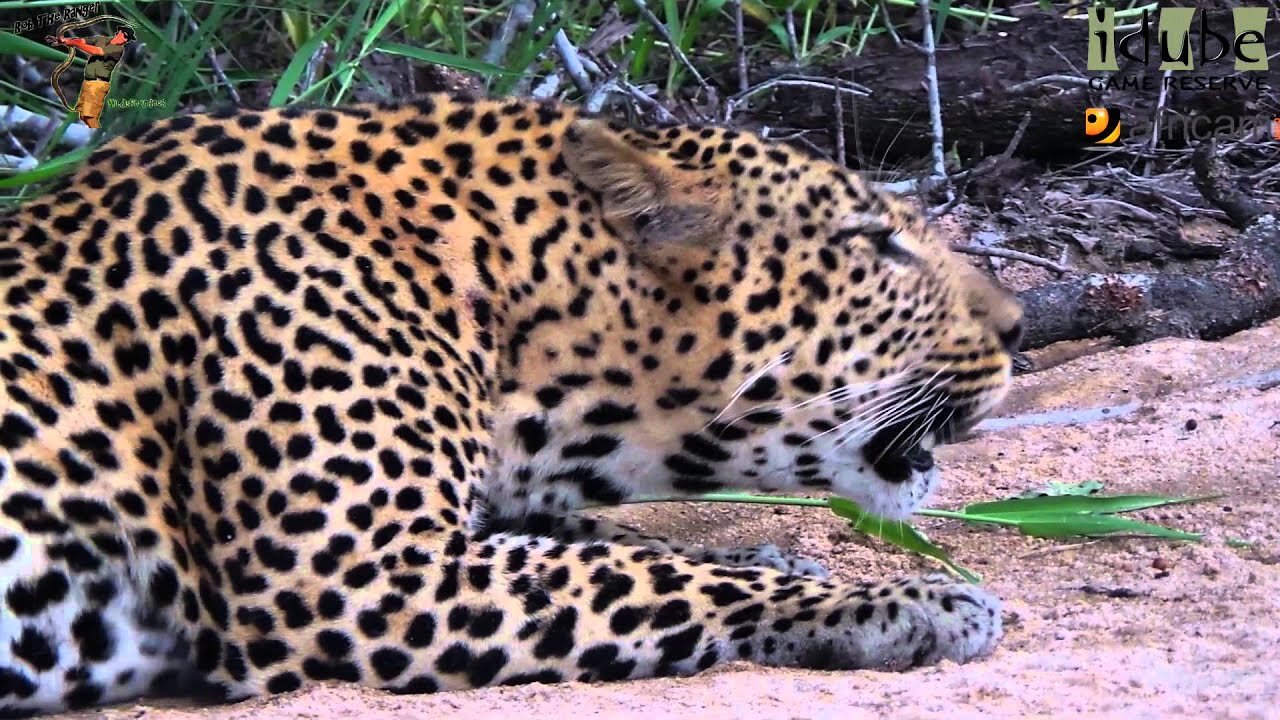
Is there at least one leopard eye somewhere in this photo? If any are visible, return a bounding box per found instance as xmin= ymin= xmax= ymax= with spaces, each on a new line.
xmin=835 ymin=215 xmax=917 ymax=264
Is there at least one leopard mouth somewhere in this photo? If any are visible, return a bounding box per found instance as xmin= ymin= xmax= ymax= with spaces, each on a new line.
xmin=860 ymin=423 xmax=941 ymax=484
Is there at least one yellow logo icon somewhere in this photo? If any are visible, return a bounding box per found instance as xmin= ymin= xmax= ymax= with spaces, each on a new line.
xmin=1084 ymin=107 xmax=1121 ymax=145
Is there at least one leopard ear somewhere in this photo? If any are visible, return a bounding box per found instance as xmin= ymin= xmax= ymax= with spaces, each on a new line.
xmin=563 ymin=118 xmax=724 ymax=246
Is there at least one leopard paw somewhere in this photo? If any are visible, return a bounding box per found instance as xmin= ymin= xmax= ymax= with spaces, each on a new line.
xmin=700 ymin=543 xmax=830 ymax=578
xmin=853 ymin=573 xmax=1003 ymax=669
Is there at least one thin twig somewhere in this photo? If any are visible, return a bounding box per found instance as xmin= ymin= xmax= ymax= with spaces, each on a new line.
xmin=1077 ymin=197 xmax=1160 ymax=223
xmin=176 ymin=3 xmax=241 ymax=104
xmin=1003 ymin=74 xmax=1092 ymax=95
xmin=621 ymin=82 xmax=678 ymax=123
xmin=784 ymin=6 xmax=799 ymax=60
xmin=552 ymin=29 xmax=593 ymax=95
xmin=300 ymin=41 xmax=329 ymax=95
xmin=832 ymin=76 xmax=846 ymax=168
xmin=878 ymin=0 xmax=902 ymax=46
xmin=483 ymin=0 xmax=535 ymax=66
xmin=926 ymin=193 xmax=962 ymax=220
xmin=993 ymin=110 xmax=1034 ymax=159
xmin=583 ymin=51 xmax=635 ymax=114
xmin=1146 ymin=69 xmax=1173 ymax=176
xmin=733 ymin=0 xmax=749 ymax=94
xmin=917 ymin=0 xmax=952 ymax=202
xmin=630 ymin=0 xmax=709 ymax=90
xmin=1048 ymin=45 xmax=1084 ymax=76
xmin=949 ymin=244 xmax=1070 ymax=274
xmin=724 ymin=74 xmax=870 ymax=119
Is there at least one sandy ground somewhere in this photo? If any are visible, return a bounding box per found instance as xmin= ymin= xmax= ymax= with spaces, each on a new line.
xmin=73 ymin=320 xmax=1279 ymax=720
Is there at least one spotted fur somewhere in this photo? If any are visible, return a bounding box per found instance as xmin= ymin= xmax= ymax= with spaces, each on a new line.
xmin=0 ymin=94 xmax=1022 ymax=716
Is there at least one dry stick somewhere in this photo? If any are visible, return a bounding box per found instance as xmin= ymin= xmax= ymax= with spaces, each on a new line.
xmin=1145 ymin=69 xmax=1172 ymax=176
xmin=833 ymin=77 xmax=847 ymax=168
xmin=630 ymin=0 xmax=709 ymax=91
xmin=1002 ymin=74 xmax=1092 ymax=95
xmin=552 ymin=29 xmax=594 ymax=95
xmin=733 ymin=0 xmax=749 ymax=95
xmin=300 ymin=41 xmax=329 ymax=95
xmin=724 ymin=75 xmax=869 ymax=119
xmin=583 ymin=51 xmax=635 ymax=114
xmin=176 ymin=4 xmax=241 ymax=105
xmin=784 ymin=6 xmax=799 ymax=60
xmin=621 ymin=82 xmax=678 ymax=123
xmin=1001 ymin=110 xmax=1033 ymax=161
xmin=949 ymin=244 xmax=1070 ymax=274
xmin=483 ymin=0 xmax=535 ymax=66
xmin=917 ymin=0 xmax=952 ymax=202
xmin=878 ymin=0 xmax=902 ymax=46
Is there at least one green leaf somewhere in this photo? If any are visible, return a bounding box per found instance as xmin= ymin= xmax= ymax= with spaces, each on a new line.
xmin=964 ymin=493 xmax=1219 ymax=518
xmin=813 ymin=24 xmax=856 ymax=48
xmin=1011 ymin=514 xmax=1202 ymax=541
xmin=739 ymin=0 xmax=777 ymax=24
xmin=829 ymin=497 xmax=981 ymax=583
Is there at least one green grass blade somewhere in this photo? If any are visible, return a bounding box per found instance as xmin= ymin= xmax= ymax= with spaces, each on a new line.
xmin=0 ymin=30 xmax=68 ymax=62
xmin=0 ymin=145 xmax=93 ymax=188
xmin=361 ymin=0 xmax=409 ymax=54
xmin=829 ymin=497 xmax=981 ymax=583
xmin=270 ymin=11 xmax=345 ymax=107
xmin=964 ymin=493 xmax=1220 ymax=517
xmin=376 ymin=43 xmax=514 ymax=77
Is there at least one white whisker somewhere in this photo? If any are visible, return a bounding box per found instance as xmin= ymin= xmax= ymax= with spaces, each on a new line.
xmin=831 ymin=364 xmax=951 ymax=449
xmin=702 ymin=350 xmax=792 ymax=433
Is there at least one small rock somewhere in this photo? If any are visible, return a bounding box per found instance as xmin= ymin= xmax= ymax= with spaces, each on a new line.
xmin=1075 ymin=234 xmax=1102 ymax=254
xmin=1185 ymin=418 xmax=1198 ymax=431
xmin=1152 ymin=557 xmax=1172 ymax=571
xmin=1124 ymin=238 xmax=1162 ymax=260
xmin=1080 ymin=585 xmax=1143 ymax=599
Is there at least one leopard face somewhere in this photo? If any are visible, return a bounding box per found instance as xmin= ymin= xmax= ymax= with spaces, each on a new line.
xmin=487 ymin=116 xmax=1022 ymax=520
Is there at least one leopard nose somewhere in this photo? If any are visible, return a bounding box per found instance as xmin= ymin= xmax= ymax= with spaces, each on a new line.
xmin=998 ymin=320 xmax=1024 ymax=353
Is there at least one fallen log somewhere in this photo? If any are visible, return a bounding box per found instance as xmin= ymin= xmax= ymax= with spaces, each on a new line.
xmin=1017 ymin=214 xmax=1280 ymax=349
xmin=749 ymin=12 xmax=1280 ymax=164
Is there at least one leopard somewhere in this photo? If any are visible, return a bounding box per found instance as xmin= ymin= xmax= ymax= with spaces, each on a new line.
xmin=0 ymin=92 xmax=1024 ymax=717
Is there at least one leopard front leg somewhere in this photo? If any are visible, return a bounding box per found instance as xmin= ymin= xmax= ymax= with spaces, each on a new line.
xmin=199 ymin=532 xmax=1001 ymax=697
xmin=488 ymin=510 xmax=830 ymax=578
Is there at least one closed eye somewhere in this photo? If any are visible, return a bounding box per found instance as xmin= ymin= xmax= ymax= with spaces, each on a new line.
xmin=831 ymin=224 xmax=917 ymax=264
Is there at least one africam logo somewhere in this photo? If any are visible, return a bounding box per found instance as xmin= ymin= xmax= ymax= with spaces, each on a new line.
xmin=1084 ymin=107 xmax=1121 ymax=145
xmin=43 ymin=14 xmax=137 ymax=129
